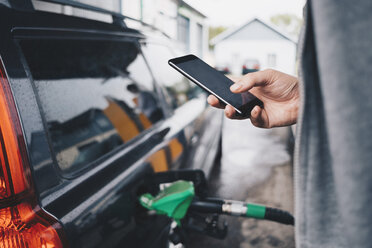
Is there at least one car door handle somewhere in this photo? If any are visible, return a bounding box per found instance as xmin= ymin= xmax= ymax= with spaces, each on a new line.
xmin=191 ymin=133 xmax=199 ymax=144
xmin=152 ymin=127 xmax=170 ymax=140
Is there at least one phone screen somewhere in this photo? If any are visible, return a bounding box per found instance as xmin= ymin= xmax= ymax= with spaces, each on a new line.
xmin=168 ymin=54 xmax=262 ymax=116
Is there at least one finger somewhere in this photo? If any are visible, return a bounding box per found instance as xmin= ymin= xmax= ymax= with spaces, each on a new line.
xmin=230 ymin=70 xmax=273 ymax=93
xmin=250 ymin=105 xmax=270 ymax=128
xmin=226 ymin=75 xmax=240 ymax=83
xmin=224 ymin=105 xmax=237 ymax=119
xmin=224 ymin=105 xmax=246 ymax=120
xmin=207 ymin=95 xmax=225 ymax=109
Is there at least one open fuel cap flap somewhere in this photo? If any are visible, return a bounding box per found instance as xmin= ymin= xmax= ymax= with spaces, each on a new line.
xmin=139 ymin=180 xmax=195 ymax=225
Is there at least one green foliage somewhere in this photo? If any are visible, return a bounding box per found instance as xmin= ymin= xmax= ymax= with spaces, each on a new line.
xmin=270 ymin=14 xmax=302 ymax=37
xmin=209 ymin=26 xmax=227 ymax=41
xmin=209 ymin=26 xmax=227 ymax=49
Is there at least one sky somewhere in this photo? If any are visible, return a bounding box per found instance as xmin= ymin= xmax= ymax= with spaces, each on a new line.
xmin=185 ymin=0 xmax=306 ymax=27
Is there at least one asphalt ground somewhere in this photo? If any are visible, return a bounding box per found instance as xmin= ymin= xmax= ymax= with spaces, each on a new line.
xmin=187 ymin=118 xmax=295 ymax=248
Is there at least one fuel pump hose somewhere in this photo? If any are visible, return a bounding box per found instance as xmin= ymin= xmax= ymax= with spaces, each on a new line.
xmin=189 ymin=199 xmax=294 ymax=226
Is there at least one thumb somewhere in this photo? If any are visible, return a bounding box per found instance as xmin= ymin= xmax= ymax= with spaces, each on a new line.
xmin=230 ymin=70 xmax=272 ymax=93
xmin=250 ymin=106 xmax=270 ymax=128
xmin=226 ymin=75 xmax=241 ymax=82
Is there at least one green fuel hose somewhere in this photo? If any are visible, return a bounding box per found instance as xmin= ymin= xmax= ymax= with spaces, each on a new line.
xmin=189 ymin=199 xmax=294 ymax=225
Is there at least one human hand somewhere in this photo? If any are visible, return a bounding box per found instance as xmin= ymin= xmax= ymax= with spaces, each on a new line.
xmin=207 ymin=69 xmax=299 ymax=128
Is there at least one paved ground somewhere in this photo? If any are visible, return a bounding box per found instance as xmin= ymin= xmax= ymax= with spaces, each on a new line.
xmin=187 ymin=118 xmax=295 ymax=248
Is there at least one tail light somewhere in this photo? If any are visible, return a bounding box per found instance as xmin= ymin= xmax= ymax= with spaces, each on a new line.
xmin=0 ymin=60 xmax=66 ymax=247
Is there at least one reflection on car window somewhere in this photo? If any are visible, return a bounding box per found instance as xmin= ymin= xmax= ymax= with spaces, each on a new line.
xmin=19 ymin=39 xmax=163 ymax=173
xmin=142 ymin=43 xmax=203 ymax=109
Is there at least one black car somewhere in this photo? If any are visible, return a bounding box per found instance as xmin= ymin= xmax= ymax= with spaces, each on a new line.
xmin=241 ymin=59 xmax=260 ymax=75
xmin=0 ymin=1 xmax=223 ymax=247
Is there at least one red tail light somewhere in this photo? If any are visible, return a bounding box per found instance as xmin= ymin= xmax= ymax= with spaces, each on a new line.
xmin=0 ymin=60 xmax=65 ymax=247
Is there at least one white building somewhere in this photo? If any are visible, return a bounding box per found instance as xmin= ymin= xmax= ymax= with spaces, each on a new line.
xmin=210 ymin=18 xmax=297 ymax=75
xmin=121 ymin=0 xmax=208 ymax=58
xmin=32 ymin=0 xmax=209 ymax=58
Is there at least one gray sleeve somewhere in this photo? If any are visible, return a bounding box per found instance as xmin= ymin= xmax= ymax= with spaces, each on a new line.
xmin=297 ymin=1 xmax=372 ymax=247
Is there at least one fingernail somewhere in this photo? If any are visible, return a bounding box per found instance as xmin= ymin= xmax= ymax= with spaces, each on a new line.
xmin=230 ymin=84 xmax=242 ymax=91
xmin=255 ymin=106 xmax=260 ymax=112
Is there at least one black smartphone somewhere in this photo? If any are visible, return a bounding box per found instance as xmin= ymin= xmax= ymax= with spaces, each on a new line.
xmin=168 ymin=54 xmax=263 ymax=117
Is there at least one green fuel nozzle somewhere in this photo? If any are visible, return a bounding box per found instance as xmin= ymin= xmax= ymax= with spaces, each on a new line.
xmin=139 ymin=180 xmax=195 ymax=226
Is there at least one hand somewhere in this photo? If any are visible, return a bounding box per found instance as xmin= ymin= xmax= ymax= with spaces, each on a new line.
xmin=207 ymin=69 xmax=299 ymax=128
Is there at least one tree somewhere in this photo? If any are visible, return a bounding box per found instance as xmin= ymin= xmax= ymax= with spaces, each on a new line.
xmin=209 ymin=26 xmax=227 ymax=41
xmin=270 ymin=14 xmax=302 ymax=37
xmin=209 ymin=26 xmax=227 ymax=49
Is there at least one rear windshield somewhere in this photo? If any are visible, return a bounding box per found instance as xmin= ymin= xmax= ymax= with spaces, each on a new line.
xmin=19 ymin=38 xmax=163 ymax=174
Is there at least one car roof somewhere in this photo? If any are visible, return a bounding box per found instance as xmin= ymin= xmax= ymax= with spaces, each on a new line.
xmin=1 ymin=0 xmax=171 ymax=40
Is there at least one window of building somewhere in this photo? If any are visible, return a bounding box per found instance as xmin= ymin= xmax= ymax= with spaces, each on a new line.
xmin=196 ymin=23 xmax=203 ymax=57
xmin=177 ymin=14 xmax=190 ymax=52
xmin=267 ymin=53 xmax=277 ymax=67
xmin=19 ymin=38 xmax=163 ymax=174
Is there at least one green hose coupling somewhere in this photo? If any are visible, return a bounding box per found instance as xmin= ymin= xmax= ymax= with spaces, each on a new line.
xmin=245 ymin=203 xmax=266 ymax=219
xmin=139 ymin=180 xmax=195 ymax=226
xmin=222 ymin=201 xmax=266 ymax=219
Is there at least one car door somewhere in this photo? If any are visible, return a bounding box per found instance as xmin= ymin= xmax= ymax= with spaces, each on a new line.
xmin=4 ymin=8 xmax=179 ymax=246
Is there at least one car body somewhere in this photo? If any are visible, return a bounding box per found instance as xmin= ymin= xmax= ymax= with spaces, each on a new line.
xmin=215 ymin=63 xmax=232 ymax=75
xmin=0 ymin=1 xmax=223 ymax=247
xmin=241 ymin=59 xmax=260 ymax=75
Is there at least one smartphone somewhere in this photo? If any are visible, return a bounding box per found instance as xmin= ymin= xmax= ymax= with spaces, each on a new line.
xmin=168 ymin=54 xmax=263 ymax=117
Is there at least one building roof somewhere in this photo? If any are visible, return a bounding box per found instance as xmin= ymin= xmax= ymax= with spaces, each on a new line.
xmin=210 ymin=18 xmax=297 ymax=45
xmin=180 ymin=0 xmax=207 ymax=18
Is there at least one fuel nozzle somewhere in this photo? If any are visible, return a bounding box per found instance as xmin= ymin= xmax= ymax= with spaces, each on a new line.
xmin=139 ymin=180 xmax=195 ymax=226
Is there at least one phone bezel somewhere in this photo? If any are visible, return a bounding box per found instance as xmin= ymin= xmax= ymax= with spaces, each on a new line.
xmin=169 ymin=54 xmax=265 ymax=117
xmin=168 ymin=54 xmax=248 ymax=115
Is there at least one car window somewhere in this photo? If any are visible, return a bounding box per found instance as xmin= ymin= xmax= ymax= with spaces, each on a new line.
xmin=19 ymin=38 xmax=164 ymax=174
xmin=142 ymin=43 xmax=203 ymax=109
